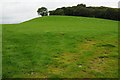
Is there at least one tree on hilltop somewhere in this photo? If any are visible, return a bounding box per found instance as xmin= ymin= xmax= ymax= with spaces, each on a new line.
xmin=37 ymin=7 xmax=49 ymax=16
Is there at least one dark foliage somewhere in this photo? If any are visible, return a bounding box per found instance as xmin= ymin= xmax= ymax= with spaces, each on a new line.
xmin=49 ymin=4 xmax=120 ymax=21
xmin=37 ymin=7 xmax=48 ymax=16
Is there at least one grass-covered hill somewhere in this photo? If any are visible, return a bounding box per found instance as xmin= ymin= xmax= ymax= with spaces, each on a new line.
xmin=2 ymin=16 xmax=118 ymax=78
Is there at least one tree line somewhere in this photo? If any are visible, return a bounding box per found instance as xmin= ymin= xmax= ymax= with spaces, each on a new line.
xmin=49 ymin=4 xmax=120 ymax=21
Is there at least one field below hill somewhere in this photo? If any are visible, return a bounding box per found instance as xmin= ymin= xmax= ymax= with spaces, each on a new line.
xmin=2 ymin=16 xmax=118 ymax=78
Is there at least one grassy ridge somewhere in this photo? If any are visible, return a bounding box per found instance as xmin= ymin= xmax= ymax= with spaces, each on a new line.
xmin=2 ymin=16 xmax=118 ymax=78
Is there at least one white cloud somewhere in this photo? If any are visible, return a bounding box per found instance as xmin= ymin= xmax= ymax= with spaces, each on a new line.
xmin=0 ymin=0 xmax=119 ymax=24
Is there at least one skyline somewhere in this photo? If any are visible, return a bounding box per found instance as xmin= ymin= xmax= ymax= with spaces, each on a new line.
xmin=0 ymin=0 xmax=120 ymax=24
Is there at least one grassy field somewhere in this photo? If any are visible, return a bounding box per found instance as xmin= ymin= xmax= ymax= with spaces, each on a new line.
xmin=2 ymin=16 xmax=118 ymax=78
xmin=0 ymin=24 xmax=2 ymax=79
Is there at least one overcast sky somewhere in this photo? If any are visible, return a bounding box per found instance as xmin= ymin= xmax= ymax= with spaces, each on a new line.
xmin=0 ymin=0 xmax=120 ymax=24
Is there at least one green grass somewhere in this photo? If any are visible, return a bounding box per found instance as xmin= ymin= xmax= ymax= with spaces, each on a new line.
xmin=2 ymin=16 xmax=118 ymax=78
xmin=0 ymin=24 xmax=2 ymax=79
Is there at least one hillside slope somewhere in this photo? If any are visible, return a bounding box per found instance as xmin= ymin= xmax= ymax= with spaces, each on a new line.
xmin=2 ymin=16 xmax=118 ymax=78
